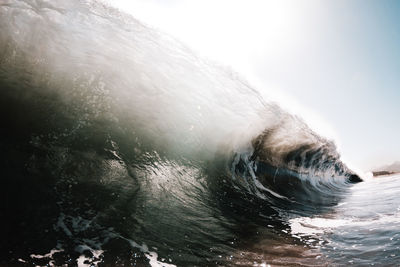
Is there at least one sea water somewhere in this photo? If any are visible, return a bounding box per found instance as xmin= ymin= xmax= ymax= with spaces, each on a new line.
xmin=0 ymin=1 xmax=397 ymax=266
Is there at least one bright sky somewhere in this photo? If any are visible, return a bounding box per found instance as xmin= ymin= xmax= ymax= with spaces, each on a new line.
xmin=107 ymin=0 xmax=400 ymax=171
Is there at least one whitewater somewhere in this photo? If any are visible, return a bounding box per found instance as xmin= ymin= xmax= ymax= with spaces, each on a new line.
xmin=1 ymin=0 xmax=398 ymax=266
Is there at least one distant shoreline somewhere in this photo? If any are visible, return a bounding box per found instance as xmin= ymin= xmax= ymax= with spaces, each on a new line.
xmin=372 ymin=171 xmax=398 ymax=177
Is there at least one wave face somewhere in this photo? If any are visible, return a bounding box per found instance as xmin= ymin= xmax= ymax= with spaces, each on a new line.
xmin=0 ymin=0 xmax=361 ymax=266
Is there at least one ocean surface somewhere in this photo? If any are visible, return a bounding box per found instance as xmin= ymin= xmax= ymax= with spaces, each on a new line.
xmin=0 ymin=0 xmax=398 ymax=266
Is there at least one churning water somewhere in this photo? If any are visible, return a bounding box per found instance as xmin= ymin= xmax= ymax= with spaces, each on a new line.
xmin=0 ymin=0 xmax=397 ymax=266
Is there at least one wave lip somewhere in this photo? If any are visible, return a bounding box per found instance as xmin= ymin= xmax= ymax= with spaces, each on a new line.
xmin=229 ymin=122 xmax=361 ymax=210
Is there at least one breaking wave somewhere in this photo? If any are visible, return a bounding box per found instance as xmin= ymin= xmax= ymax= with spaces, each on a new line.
xmin=0 ymin=0 xmax=361 ymax=266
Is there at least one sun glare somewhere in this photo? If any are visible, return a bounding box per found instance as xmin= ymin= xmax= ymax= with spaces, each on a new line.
xmin=104 ymin=0 xmax=313 ymax=73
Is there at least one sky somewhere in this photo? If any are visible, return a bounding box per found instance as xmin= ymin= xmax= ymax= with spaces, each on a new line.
xmin=106 ymin=0 xmax=400 ymax=171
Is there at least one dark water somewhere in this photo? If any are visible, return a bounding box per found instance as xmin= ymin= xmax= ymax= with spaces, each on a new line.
xmin=1 ymin=0 xmax=396 ymax=266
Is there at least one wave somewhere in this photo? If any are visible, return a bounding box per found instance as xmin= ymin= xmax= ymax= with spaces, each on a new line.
xmin=0 ymin=0 xmax=361 ymax=265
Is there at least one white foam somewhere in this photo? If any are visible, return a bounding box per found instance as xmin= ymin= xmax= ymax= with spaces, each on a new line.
xmin=290 ymin=217 xmax=348 ymax=236
xmin=124 ymin=238 xmax=176 ymax=267
xmin=53 ymin=213 xmax=176 ymax=267
xmin=30 ymin=248 xmax=64 ymax=259
xmin=290 ymin=210 xmax=400 ymax=238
